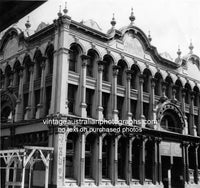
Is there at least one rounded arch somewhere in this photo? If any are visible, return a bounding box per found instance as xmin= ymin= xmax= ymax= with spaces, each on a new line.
xmin=69 ymin=43 xmax=83 ymax=73
xmin=154 ymin=72 xmax=163 ymax=96
xmin=33 ymin=48 xmax=43 ymax=79
xmin=143 ymin=68 xmax=152 ymax=93
xmin=165 ymin=75 xmax=174 ymax=98
xmin=87 ymin=49 xmax=99 ymax=77
xmin=117 ymin=59 xmax=128 ymax=86
xmin=45 ymin=43 xmax=54 ymax=75
xmin=131 ymin=64 xmax=141 ymax=90
xmin=103 ymin=54 xmax=114 ymax=82
xmin=157 ymin=101 xmax=185 ymax=133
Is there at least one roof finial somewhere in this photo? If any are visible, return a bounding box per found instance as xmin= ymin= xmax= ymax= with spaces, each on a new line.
xmin=25 ymin=16 xmax=31 ymax=29
xmin=189 ymin=39 xmax=194 ymax=54
xmin=129 ymin=7 xmax=135 ymax=25
xmin=57 ymin=5 xmax=62 ymax=17
xmin=110 ymin=13 xmax=116 ymax=27
xmin=148 ymin=30 xmax=152 ymax=42
xmin=177 ymin=45 xmax=181 ymax=57
xmin=63 ymin=2 xmax=68 ymax=15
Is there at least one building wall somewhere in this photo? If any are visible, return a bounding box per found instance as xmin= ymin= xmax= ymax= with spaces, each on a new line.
xmin=0 ymin=13 xmax=200 ymax=188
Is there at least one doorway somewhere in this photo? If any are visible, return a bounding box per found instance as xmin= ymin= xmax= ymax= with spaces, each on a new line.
xmin=162 ymin=156 xmax=184 ymax=188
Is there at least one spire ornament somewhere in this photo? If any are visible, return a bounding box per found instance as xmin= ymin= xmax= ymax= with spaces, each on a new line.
xmin=148 ymin=30 xmax=152 ymax=42
xmin=63 ymin=2 xmax=68 ymax=15
xmin=129 ymin=8 xmax=135 ymax=25
xmin=110 ymin=13 xmax=116 ymax=27
xmin=57 ymin=5 xmax=62 ymax=17
xmin=177 ymin=45 xmax=181 ymax=57
xmin=189 ymin=40 xmax=194 ymax=54
xmin=25 ymin=16 xmax=31 ymax=29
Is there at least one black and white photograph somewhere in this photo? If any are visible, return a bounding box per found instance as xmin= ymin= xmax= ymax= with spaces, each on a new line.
xmin=0 ymin=0 xmax=200 ymax=188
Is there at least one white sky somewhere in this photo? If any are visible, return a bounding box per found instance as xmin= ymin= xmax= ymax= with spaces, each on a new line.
xmin=15 ymin=0 xmax=200 ymax=60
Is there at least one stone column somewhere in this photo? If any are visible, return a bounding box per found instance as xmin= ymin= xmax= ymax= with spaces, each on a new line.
xmin=25 ymin=65 xmax=35 ymax=120
xmin=97 ymin=61 xmax=104 ymax=120
xmin=112 ymin=65 xmax=119 ymax=121
xmin=113 ymin=136 xmax=119 ymax=185
xmin=36 ymin=56 xmax=47 ymax=118
xmin=126 ymin=70 xmax=133 ymax=122
xmin=49 ymin=125 xmax=67 ymax=188
xmin=181 ymin=89 xmax=188 ymax=134
xmin=139 ymin=75 xmax=145 ymax=127
xmin=156 ymin=137 xmax=162 ymax=185
xmin=150 ymin=78 xmax=156 ymax=129
xmin=127 ymin=137 xmax=135 ymax=184
xmin=153 ymin=138 xmax=158 ymax=184
xmin=185 ymin=142 xmax=190 ymax=183
xmin=194 ymin=143 xmax=199 ymax=184
xmin=80 ymin=55 xmax=89 ymax=118
xmin=181 ymin=141 xmax=187 ymax=186
xmin=79 ymin=133 xmax=85 ymax=186
xmin=190 ymin=92 xmax=197 ymax=136
xmin=97 ymin=134 xmax=102 ymax=185
xmin=139 ymin=136 xmax=146 ymax=185
xmin=15 ymin=67 xmax=24 ymax=121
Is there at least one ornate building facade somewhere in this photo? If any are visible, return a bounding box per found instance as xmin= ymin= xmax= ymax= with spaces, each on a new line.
xmin=0 ymin=6 xmax=200 ymax=188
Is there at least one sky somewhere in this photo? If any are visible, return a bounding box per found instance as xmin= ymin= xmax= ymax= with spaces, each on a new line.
xmin=11 ymin=0 xmax=200 ymax=60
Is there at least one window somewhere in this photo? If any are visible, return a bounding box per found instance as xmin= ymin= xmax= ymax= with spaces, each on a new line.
xmin=85 ymin=134 xmax=95 ymax=179
xmin=132 ymin=140 xmax=140 ymax=180
xmin=131 ymin=100 xmax=137 ymax=119
xmin=87 ymin=51 xmax=96 ymax=77
xmin=118 ymin=138 xmax=126 ymax=179
xmin=69 ymin=47 xmax=79 ymax=72
xmin=102 ymin=136 xmax=111 ymax=179
xmin=45 ymin=86 xmax=52 ymax=116
xmin=117 ymin=96 xmax=124 ymax=120
xmin=102 ymin=93 xmax=109 ymax=119
xmin=86 ymin=89 xmax=94 ymax=117
xmin=68 ymin=84 xmax=77 ymax=114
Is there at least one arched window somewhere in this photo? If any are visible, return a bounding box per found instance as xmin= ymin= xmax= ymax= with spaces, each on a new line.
xmin=103 ymin=55 xmax=112 ymax=82
xmin=175 ymin=79 xmax=182 ymax=101
xmin=34 ymin=50 xmax=42 ymax=79
xmin=69 ymin=45 xmax=80 ymax=72
xmin=87 ymin=50 xmax=98 ymax=77
xmin=117 ymin=60 xmax=126 ymax=86
xmin=131 ymin=64 xmax=140 ymax=90
xmin=143 ymin=69 xmax=152 ymax=93
xmin=165 ymin=76 xmax=173 ymax=98
xmin=23 ymin=55 xmax=32 ymax=84
xmin=160 ymin=109 xmax=182 ymax=133
xmin=185 ymin=83 xmax=191 ymax=104
xmin=154 ymin=72 xmax=163 ymax=96
xmin=13 ymin=61 xmax=21 ymax=87
xmin=46 ymin=44 xmax=54 ymax=75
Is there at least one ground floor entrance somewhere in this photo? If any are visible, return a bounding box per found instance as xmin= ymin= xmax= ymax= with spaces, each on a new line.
xmin=162 ymin=156 xmax=184 ymax=188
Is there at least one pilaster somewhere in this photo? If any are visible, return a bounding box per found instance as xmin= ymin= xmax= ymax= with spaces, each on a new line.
xmin=15 ymin=67 xmax=24 ymax=121
xmin=126 ymin=70 xmax=133 ymax=122
xmin=36 ymin=57 xmax=47 ymax=118
xmin=96 ymin=61 xmax=104 ymax=120
xmin=112 ymin=65 xmax=119 ymax=121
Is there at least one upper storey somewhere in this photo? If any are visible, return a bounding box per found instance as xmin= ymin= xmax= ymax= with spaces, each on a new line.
xmin=0 ymin=8 xmax=199 ymax=87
